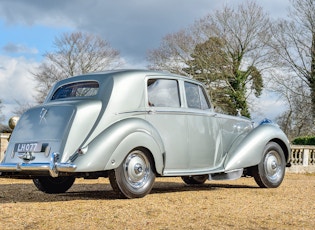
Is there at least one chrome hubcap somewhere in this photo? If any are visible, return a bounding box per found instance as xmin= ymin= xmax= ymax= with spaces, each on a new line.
xmin=124 ymin=151 xmax=150 ymax=189
xmin=264 ymin=151 xmax=282 ymax=182
xmin=134 ymin=163 xmax=143 ymax=174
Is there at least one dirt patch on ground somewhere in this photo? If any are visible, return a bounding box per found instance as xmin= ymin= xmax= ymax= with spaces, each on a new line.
xmin=0 ymin=173 xmax=314 ymax=229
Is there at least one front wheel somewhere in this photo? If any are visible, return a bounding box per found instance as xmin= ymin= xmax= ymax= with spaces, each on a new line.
xmin=33 ymin=176 xmax=75 ymax=194
xmin=252 ymin=142 xmax=286 ymax=188
xmin=109 ymin=148 xmax=156 ymax=199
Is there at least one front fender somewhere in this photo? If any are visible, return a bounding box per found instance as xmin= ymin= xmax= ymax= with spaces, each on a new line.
xmin=73 ymin=118 xmax=165 ymax=173
xmin=224 ymin=123 xmax=290 ymax=171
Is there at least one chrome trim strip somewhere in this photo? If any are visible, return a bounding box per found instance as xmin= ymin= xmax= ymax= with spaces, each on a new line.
xmin=119 ymin=109 xmax=215 ymax=117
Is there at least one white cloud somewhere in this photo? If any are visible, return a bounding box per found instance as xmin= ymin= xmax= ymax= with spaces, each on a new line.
xmin=0 ymin=55 xmax=39 ymax=122
xmin=249 ymin=90 xmax=287 ymax=123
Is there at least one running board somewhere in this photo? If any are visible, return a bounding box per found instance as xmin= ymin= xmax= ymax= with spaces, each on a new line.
xmin=209 ymin=169 xmax=243 ymax=181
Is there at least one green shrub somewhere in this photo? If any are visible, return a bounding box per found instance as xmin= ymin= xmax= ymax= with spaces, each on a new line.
xmin=292 ymin=136 xmax=315 ymax=145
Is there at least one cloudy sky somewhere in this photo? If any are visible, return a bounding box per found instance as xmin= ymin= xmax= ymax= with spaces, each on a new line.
xmin=0 ymin=0 xmax=290 ymax=122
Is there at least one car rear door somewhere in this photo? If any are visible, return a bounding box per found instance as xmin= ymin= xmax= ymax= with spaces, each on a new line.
xmin=145 ymin=78 xmax=189 ymax=172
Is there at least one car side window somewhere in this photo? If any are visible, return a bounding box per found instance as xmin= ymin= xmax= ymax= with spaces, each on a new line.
xmin=147 ymin=79 xmax=180 ymax=107
xmin=184 ymin=82 xmax=210 ymax=110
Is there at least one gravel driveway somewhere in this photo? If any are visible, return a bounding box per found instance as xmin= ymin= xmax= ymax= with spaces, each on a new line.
xmin=0 ymin=173 xmax=314 ymax=229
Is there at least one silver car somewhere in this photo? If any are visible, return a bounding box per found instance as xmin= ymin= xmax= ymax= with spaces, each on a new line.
xmin=0 ymin=70 xmax=290 ymax=198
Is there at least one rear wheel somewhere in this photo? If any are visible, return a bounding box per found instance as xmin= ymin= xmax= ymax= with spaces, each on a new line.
xmin=252 ymin=142 xmax=286 ymax=188
xmin=181 ymin=175 xmax=208 ymax=185
xmin=109 ymin=148 xmax=155 ymax=199
xmin=33 ymin=176 xmax=75 ymax=194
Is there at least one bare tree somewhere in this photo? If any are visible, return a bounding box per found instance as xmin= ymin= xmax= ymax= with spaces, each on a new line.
xmin=147 ymin=29 xmax=196 ymax=75
xmin=148 ymin=1 xmax=270 ymax=117
xmin=272 ymin=72 xmax=314 ymax=139
xmin=12 ymin=100 xmax=34 ymax=117
xmin=270 ymin=0 xmax=315 ymax=118
xmin=33 ymin=31 xmax=123 ymax=103
xmin=0 ymin=99 xmax=10 ymax=132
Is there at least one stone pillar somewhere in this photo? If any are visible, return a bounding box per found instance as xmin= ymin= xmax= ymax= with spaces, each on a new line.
xmin=303 ymin=148 xmax=309 ymax=167
xmin=0 ymin=133 xmax=10 ymax=162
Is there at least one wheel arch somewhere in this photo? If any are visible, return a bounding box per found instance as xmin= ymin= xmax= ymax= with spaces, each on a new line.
xmin=270 ymin=137 xmax=290 ymax=165
xmin=104 ymin=131 xmax=164 ymax=174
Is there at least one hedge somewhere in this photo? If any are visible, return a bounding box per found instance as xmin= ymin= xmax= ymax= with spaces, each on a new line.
xmin=292 ymin=136 xmax=315 ymax=145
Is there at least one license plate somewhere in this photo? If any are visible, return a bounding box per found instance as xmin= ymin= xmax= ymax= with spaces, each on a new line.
xmin=14 ymin=142 xmax=42 ymax=153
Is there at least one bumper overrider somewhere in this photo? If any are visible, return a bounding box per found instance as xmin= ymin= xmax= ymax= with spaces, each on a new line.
xmin=0 ymin=152 xmax=77 ymax=177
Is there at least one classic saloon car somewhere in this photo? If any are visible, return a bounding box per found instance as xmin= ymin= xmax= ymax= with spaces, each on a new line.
xmin=0 ymin=69 xmax=290 ymax=198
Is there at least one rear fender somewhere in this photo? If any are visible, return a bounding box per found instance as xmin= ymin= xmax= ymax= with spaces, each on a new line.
xmin=105 ymin=131 xmax=164 ymax=173
xmin=73 ymin=118 xmax=165 ymax=173
xmin=224 ymin=123 xmax=290 ymax=171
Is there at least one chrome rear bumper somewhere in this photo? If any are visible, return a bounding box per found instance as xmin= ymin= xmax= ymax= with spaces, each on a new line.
xmin=0 ymin=152 xmax=76 ymax=177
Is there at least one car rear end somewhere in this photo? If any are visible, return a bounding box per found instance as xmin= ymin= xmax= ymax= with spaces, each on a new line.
xmin=0 ymin=77 xmax=103 ymax=177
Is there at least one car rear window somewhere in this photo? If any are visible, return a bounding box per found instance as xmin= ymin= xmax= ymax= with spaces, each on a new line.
xmin=51 ymin=81 xmax=99 ymax=100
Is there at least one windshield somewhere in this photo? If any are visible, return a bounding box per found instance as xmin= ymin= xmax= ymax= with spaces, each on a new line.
xmin=51 ymin=81 xmax=99 ymax=100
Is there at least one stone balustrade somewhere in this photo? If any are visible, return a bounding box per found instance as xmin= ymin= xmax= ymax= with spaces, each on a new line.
xmin=287 ymin=145 xmax=315 ymax=173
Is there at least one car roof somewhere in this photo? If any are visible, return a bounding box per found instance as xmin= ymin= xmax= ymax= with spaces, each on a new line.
xmin=53 ymin=69 xmax=197 ymax=87
xmin=45 ymin=69 xmax=205 ymax=104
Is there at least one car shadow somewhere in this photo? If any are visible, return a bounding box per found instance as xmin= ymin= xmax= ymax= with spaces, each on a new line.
xmin=152 ymin=181 xmax=257 ymax=194
xmin=0 ymin=180 xmax=258 ymax=203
